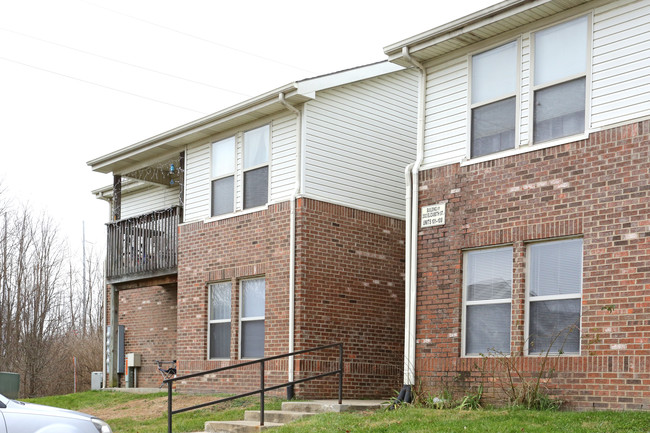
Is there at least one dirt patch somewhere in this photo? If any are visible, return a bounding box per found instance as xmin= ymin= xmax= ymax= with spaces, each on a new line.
xmin=85 ymin=395 xmax=223 ymax=420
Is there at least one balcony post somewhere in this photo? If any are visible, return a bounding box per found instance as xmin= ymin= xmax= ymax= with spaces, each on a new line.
xmin=108 ymin=284 xmax=119 ymax=387
xmin=112 ymin=175 xmax=121 ymax=221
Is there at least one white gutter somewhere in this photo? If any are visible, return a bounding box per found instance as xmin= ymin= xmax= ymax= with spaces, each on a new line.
xmin=279 ymin=92 xmax=302 ymax=389
xmin=401 ymin=46 xmax=426 ymax=388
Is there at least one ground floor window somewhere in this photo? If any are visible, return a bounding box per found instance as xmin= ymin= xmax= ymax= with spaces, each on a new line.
xmin=240 ymin=278 xmax=265 ymax=358
xmin=527 ymin=238 xmax=583 ymax=354
xmin=462 ymin=246 xmax=513 ymax=356
xmin=208 ymin=281 xmax=231 ymax=359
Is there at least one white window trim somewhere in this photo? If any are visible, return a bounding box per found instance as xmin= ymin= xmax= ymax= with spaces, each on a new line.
xmin=464 ymin=12 xmax=593 ymax=162
xmin=461 ymin=245 xmax=513 ymax=358
xmin=239 ymin=277 xmax=265 ymax=360
xmin=207 ymin=281 xmax=232 ymax=361
xmin=210 ymin=136 xmax=236 ymax=217
xmin=529 ymin=13 xmax=593 ymax=146
xmin=209 ymin=124 xmax=271 ymax=218
xmin=524 ymin=237 xmax=583 ymax=357
xmin=466 ymin=38 xmax=522 ymax=161
xmin=242 ymin=126 xmax=270 ymax=210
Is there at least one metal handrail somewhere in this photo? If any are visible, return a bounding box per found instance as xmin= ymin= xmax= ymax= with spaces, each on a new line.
xmin=164 ymin=343 xmax=343 ymax=433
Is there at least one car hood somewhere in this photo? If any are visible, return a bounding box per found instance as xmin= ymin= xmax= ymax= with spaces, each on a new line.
xmin=4 ymin=399 xmax=94 ymax=421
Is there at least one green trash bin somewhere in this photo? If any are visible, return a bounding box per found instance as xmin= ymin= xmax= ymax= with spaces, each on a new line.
xmin=0 ymin=372 xmax=20 ymax=399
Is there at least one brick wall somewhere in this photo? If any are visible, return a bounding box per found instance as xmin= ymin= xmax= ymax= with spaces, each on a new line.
xmin=295 ymin=198 xmax=405 ymax=398
xmin=111 ymin=285 xmax=178 ymax=388
xmin=175 ymin=199 xmax=405 ymax=398
xmin=415 ymin=120 xmax=649 ymax=410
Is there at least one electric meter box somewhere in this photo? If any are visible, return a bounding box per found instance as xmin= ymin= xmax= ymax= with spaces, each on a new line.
xmin=126 ymin=353 xmax=141 ymax=367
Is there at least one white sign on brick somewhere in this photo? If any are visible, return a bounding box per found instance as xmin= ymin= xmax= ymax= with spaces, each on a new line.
xmin=421 ymin=203 xmax=446 ymax=228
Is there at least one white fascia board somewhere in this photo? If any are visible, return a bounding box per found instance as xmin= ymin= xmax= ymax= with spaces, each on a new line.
xmin=87 ymin=83 xmax=301 ymax=173
xmin=383 ymin=0 xmax=545 ymax=59
xmin=296 ymin=61 xmax=405 ymax=95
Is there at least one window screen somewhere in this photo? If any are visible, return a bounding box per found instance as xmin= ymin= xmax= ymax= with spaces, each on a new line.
xmin=528 ymin=238 xmax=582 ymax=354
xmin=533 ymin=16 xmax=588 ymax=143
xmin=464 ymin=246 xmax=513 ymax=355
xmin=471 ymin=41 xmax=517 ymax=157
xmin=209 ymin=282 xmax=231 ymax=359
xmin=241 ymin=278 xmax=265 ymax=358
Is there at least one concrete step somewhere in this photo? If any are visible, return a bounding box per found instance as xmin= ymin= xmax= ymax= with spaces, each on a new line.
xmin=281 ymin=399 xmax=388 ymax=413
xmin=204 ymin=420 xmax=283 ymax=433
xmin=202 ymin=399 xmax=388 ymax=433
xmin=244 ymin=409 xmax=313 ymax=423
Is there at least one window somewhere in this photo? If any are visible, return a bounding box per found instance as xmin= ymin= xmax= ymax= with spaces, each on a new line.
xmin=208 ymin=282 xmax=231 ymax=359
xmin=533 ymin=16 xmax=588 ymax=143
xmin=470 ymin=41 xmax=517 ymax=158
xmin=210 ymin=124 xmax=270 ymax=217
xmin=527 ymin=238 xmax=582 ymax=355
xmin=211 ymin=137 xmax=235 ymax=216
xmin=243 ymin=126 xmax=269 ymax=209
xmin=463 ymin=246 xmax=513 ymax=356
xmin=240 ymin=278 xmax=265 ymax=358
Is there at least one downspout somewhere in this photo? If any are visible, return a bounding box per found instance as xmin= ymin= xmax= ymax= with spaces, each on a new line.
xmin=279 ymin=92 xmax=302 ymax=399
xmin=398 ymin=46 xmax=426 ymax=403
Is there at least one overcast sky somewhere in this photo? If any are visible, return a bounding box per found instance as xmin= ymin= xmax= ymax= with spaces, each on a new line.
xmin=0 ymin=0 xmax=500 ymax=257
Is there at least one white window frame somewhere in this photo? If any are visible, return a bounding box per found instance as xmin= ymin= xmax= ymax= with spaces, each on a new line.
xmin=461 ymin=245 xmax=513 ymax=357
xmin=208 ymin=281 xmax=232 ymax=360
xmin=530 ymin=14 xmax=591 ymax=145
xmin=242 ymin=125 xmax=270 ymax=210
xmin=210 ymin=136 xmax=236 ymax=217
xmin=209 ymin=124 xmax=271 ymax=219
xmin=467 ymin=39 xmax=521 ymax=160
xmin=239 ymin=277 xmax=265 ymax=360
xmin=524 ymin=237 xmax=583 ymax=356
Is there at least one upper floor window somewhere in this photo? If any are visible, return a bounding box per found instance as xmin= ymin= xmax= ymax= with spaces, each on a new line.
xmin=533 ymin=16 xmax=588 ymax=144
xmin=470 ymin=41 xmax=518 ymax=158
xmin=527 ymin=238 xmax=582 ymax=355
xmin=243 ymin=126 xmax=269 ymax=209
xmin=210 ymin=125 xmax=270 ymax=217
xmin=211 ymin=137 xmax=236 ymax=216
xmin=462 ymin=246 xmax=513 ymax=356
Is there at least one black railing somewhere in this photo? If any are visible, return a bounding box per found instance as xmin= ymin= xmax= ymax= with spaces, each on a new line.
xmin=164 ymin=343 xmax=343 ymax=433
xmin=106 ymin=206 xmax=179 ymax=282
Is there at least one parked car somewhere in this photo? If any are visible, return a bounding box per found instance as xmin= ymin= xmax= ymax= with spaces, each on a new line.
xmin=0 ymin=393 xmax=111 ymax=433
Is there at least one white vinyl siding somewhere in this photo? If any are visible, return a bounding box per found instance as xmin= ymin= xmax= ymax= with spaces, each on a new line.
xmin=519 ymin=34 xmax=531 ymax=146
xmin=121 ymin=185 xmax=180 ymax=219
xmin=303 ymin=69 xmax=418 ymax=218
xmin=423 ymin=58 xmax=468 ymax=167
xmin=420 ymin=0 xmax=650 ymax=170
xmin=269 ymin=114 xmax=297 ymax=203
xmin=183 ymin=142 xmax=211 ymax=222
xmin=591 ymin=0 xmax=650 ymax=128
xmin=183 ymin=115 xmax=298 ymax=222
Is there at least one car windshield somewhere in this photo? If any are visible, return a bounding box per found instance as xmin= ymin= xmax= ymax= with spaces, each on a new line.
xmin=0 ymin=393 xmax=8 ymax=406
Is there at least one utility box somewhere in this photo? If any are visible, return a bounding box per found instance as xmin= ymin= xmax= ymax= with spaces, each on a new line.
xmin=91 ymin=372 xmax=103 ymax=390
xmin=126 ymin=353 xmax=141 ymax=367
xmin=0 ymin=372 xmax=20 ymax=399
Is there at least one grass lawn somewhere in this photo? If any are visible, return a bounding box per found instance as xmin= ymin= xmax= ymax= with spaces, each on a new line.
xmin=275 ymin=406 xmax=650 ymax=433
xmin=24 ymin=392 xmax=650 ymax=433
xmin=25 ymin=391 xmax=282 ymax=433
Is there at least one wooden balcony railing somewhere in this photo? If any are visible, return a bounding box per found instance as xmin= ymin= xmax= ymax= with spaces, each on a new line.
xmin=106 ymin=206 xmax=179 ymax=283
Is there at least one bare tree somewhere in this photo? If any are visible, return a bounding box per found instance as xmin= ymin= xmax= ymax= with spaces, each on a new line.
xmin=0 ymin=190 xmax=105 ymax=396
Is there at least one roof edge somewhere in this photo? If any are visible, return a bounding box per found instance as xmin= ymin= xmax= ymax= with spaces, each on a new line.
xmin=383 ymin=0 xmax=538 ymax=57
xmin=87 ymin=82 xmax=299 ymax=170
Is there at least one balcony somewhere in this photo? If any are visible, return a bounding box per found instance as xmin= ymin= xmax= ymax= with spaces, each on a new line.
xmin=106 ymin=206 xmax=179 ymax=284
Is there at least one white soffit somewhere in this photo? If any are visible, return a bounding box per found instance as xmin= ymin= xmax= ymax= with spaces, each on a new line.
xmin=384 ymin=0 xmax=593 ymax=65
